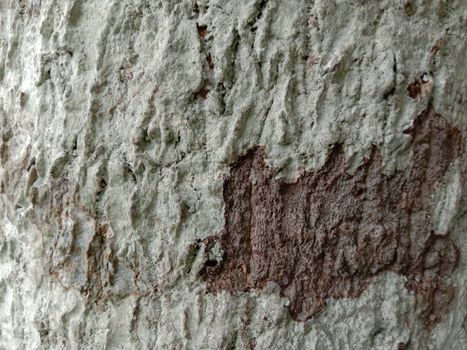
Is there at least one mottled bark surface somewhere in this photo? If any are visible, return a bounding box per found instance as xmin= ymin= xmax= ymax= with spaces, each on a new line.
xmin=0 ymin=0 xmax=466 ymax=349
xmin=201 ymin=107 xmax=463 ymax=329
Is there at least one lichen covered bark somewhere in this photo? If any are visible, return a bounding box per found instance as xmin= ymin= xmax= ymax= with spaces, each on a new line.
xmin=0 ymin=0 xmax=466 ymax=349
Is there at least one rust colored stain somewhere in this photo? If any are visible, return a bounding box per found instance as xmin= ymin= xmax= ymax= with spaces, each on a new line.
xmin=197 ymin=24 xmax=208 ymax=39
xmin=407 ymin=74 xmax=432 ymax=99
xmin=200 ymin=107 xmax=464 ymax=329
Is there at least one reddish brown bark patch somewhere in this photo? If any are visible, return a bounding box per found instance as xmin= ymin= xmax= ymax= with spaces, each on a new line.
xmin=197 ymin=24 xmax=208 ymax=39
xmin=207 ymin=53 xmax=214 ymax=70
xmin=194 ymin=81 xmax=210 ymax=100
xmin=200 ymin=107 xmax=464 ymax=329
xmin=407 ymin=73 xmax=432 ymax=99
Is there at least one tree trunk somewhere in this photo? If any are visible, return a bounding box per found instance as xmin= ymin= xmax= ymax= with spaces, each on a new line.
xmin=0 ymin=0 xmax=466 ymax=349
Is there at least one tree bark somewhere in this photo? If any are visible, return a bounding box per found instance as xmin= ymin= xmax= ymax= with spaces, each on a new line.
xmin=0 ymin=0 xmax=466 ymax=349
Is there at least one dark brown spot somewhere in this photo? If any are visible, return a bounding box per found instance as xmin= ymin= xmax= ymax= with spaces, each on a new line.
xmin=193 ymin=2 xmax=200 ymax=14
xmin=407 ymin=73 xmax=432 ymax=99
xmin=207 ymin=53 xmax=214 ymax=70
xmin=195 ymin=82 xmax=210 ymax=100
xmin=100 ymin=179 xmax=107 ymax=189
xmin=199 ymin=107 xmax=464 ymax=329
xmin=205 ymin=260 xmax=218 ymax=267
xmin=397 ymin=343 xmax=407 ymax=350
xmin=197 ymin=24 xmax=208 ymax=39
xmin=407 ymin=81 xmax=422 ymax=98
xmin=401 ymin=0 xmax=415 ymax=15
xmin=430 ymin=41 xmax=442 ymax=55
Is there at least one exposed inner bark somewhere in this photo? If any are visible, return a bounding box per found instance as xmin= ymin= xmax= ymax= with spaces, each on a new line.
xmin=407 ymin=73 xmax=432 ymax=99
xmin=200 ymin=107 xmax=464 ymax=329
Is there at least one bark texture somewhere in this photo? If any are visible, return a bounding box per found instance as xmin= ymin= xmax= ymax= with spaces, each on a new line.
xmin=0 ymin=0 xmax=466 ymax=349
xmin=201 ymin=107 xmax=463 ymax=330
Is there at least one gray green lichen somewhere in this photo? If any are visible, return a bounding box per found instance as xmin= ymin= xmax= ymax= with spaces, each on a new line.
xmin=0 ymin=0 xmax=466 ymax=349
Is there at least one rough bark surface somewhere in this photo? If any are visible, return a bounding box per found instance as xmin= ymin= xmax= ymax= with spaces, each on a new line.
xmin=201 ymin=107 xmax=463 ymax=330
xmin=0 ymin=0 xmax=466 ymax=349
